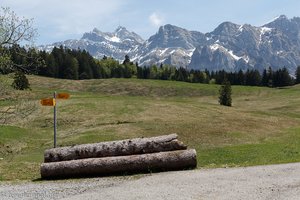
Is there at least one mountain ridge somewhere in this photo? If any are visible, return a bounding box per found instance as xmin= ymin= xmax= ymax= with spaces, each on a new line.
xmin=39 ymin=15 xmax=300 ymax=73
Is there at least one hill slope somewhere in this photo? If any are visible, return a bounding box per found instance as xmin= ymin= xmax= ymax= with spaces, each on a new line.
xmin=0 ymin=75 xmax=300 ymax=180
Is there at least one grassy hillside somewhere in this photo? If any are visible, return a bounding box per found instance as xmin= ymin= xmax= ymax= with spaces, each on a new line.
xmin=0 ymin=75 xmax=300 ymax=181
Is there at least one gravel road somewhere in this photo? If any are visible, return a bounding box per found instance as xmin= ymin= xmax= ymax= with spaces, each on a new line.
xmin=1 ymin=162 xmax=300 ymax=200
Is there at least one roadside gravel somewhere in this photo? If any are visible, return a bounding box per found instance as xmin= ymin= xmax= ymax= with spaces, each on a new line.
xmin=1 ymin=162 xmax=300 ymax=200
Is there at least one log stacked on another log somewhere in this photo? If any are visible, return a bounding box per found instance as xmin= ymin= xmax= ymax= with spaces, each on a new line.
xmin=44 ymin=134 xmax=187 ymax=162
xmin=40 ymin=134 xmax=197 ymax=179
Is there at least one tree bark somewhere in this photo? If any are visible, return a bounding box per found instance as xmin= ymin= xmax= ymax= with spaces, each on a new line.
xmin=44 ymin=134 xmax=187 ymax=163
xmin=41 ymin=149 xmax=197 ymax=179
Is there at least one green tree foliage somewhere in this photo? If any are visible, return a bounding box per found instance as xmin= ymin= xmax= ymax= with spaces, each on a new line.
xmin=63 ymin=54 xmax=79 ymax=79
xmin=273 ymin=67 xmax=292 ymax=87
xmin=214 ymin=70 xmax=227 ymax=84
xmin=236 ymin=70 xmax=245 ymax=85
xmin=0 ymin=7 xmax=43 ymax=89
xmin=149 ymin=65 xmax=158 ymax=79
xmin=0 ymin=47 xmax=12 ymax=74
xmin=245 ymin=69 xmax=261 ymax=86
xmin=120 ymin=55 xmax=137 ymax=78
xmin=123 ymin=55 xmax=131 ymax=65
xmin=173 ymin=67 xmax=189 ymax=81
xmin=4 ymin=42 xmax=295 ymax=89
xmin=219 ymin=80 xmax=232 ymax=107
xmin=11 ymin=71 xmax=30 ymax=90
xmin=261 ymin=69 xmax=268 ymax=86
xmin=262 ymin=67 xmax=273 ymax=87
xmin=39 ymin=52 xmax=56 ymax=77
xmin=295 ymin=66 xmax=300 ymax=84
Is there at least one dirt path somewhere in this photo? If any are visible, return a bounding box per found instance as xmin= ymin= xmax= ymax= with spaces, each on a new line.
xmin=1 ymin=162 xmax=300 ymax=200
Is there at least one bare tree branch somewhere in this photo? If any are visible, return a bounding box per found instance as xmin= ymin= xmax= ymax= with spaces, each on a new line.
xmin=0 ymin=7 xmax=37 ymax=47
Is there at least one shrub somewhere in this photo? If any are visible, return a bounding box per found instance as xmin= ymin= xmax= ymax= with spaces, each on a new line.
xmin=219 ymin=80 xmax=232 ymax=106
xmin=12 ymin=71 xmax=30 ymax=90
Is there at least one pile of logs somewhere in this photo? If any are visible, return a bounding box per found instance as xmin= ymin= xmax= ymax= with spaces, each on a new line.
xmin=40 ymin=134 xmax=197 ymax=179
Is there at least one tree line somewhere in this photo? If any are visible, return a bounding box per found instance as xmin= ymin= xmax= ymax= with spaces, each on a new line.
xmin=1 ymin=45 xmax=300 ymax=88
xmin=1 ymin=7 xmax=300 ymax=90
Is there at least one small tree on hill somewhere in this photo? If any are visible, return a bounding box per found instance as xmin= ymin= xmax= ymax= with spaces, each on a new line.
xmin=12 ymin=70 xmax=30 ymax=90
xmin=219 ymin=80 xmax=232 ymax=107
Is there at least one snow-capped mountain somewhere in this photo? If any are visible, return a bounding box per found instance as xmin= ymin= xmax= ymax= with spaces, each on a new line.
xmin=40 ymin=26 xmax=144 ymax=60
xmin=40 ymin=15 xmax=300 ymax=73
xmin=189 ymin=15 xmax=300 ymax=73
xmin=134 ymin=24 xmax=207 ymax=67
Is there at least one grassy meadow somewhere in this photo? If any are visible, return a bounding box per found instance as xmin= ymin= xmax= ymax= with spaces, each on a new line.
xmin=0 ymin=74 xmax=300 ymax=181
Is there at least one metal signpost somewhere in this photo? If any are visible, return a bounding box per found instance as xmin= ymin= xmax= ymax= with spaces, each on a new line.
xmin=53 ymin=91 xmax=57 ymax=148
xmin=40 ymin=92 xmax=70 ymax=148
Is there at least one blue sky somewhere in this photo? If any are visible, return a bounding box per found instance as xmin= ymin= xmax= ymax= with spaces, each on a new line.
xmin=2 ymin=0 xmax=300 ymax=45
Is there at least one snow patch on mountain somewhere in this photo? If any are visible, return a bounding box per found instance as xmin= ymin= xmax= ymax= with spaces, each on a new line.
xmin=210 ymin=43 xmax=224 ymax=51
xmin=260 ymin=27 xmax=272 ymax=34
xmin=108 ymin=36 xmax=121 ymax=43
xmin=238 ymin=25 xmax=244 ymax=32
xmin=40 ymin=15 xmax=300 ymax=73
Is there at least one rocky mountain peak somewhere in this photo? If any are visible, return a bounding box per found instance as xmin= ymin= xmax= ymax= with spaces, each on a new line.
xmin=113 ymin=26 xmax=144 ymax=44
xmin=189 ymin=15 xmax=300 ymax=73
xmin=211 ymin=21 xmax=240 ymax=36
xmin=40 ymin=15 xmax=300 ymax=73
xmin=147 ymin=24 xmax=205 ymax=50
xmin=274 ymin=15 xmax=289 ymax=21
xmin=264 ymin=15 xmax=292 ymax=28
xmin=115 ymin=26 xmax=127 ymax=32
xmin=264 ymin=15 xmax=300 ymax=49
xmin=158 ymin=24 xmax=183 ymax=32
xmin=92 ymin=28 xmax=102 ymax=34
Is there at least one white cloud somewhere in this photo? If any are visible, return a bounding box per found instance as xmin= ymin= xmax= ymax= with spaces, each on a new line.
xmin=149 ymin=12 xmax=164 ymax=27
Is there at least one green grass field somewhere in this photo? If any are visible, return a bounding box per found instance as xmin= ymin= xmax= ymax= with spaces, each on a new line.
xmin=0 ymin=74 xmax=300 ymax=181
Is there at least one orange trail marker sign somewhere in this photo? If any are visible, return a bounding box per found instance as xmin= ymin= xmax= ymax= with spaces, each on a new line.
xmin=57 ymin=93 xmax=70 ymax=99
xmin=40 ymin=92 xmax=70 ymax=148
xmin=40 ymin=98 xmax=56 ymax=106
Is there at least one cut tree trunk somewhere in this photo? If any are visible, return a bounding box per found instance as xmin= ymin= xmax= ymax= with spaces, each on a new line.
xmin=44 ymin=134 xmax=186 ymax=163
xmin=41 ymin=149 xmax=197 ymax=179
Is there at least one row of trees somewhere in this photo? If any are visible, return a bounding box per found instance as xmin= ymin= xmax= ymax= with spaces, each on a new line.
xmin=4 ymin=45 xmax=300 ymax=88
xmin=34 ymin=46 xmax=300 ymax=88
xmin=2 ymin=43 xmax=300 ymax=89
xmin=37 ymin=47 xmax=137 ymax=80
xmin=212 ymin=67 xmax=295 ymax=87
xmin=1 ymin=7 xmax=300 ymax=91
xmin=137 ymin=64 xmax=299 ymax=87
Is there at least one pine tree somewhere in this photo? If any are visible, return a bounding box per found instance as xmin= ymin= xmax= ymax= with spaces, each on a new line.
xmin=267 ymin=67 xmax=273 ymax=87
xmin=280 ymin=67 xmax=292 ymax=86
xmin=219 ymin=80 xmax=232 ymax=107
xmin=245 ymin=69 xmax=261 ymax=86
xmin=237 ymin=69 xmax=244 ymax=85
xmin=174 ymin=67 xmax=189 ymax=82
xmin=149 ymin=65 xmax=158 ymax=79
xmin=123 ymin=55 xmax=130 ymax=65
xmin=123 ymin=64 xmax=132 ymax=78
xmin=41 ymin=53 xmax=56 ymax=77
xmin=261 ymin=69 xmax=268 ymax=86
xmin=296 ymin=66 xmax=300 ymax=84
xmin=63 ymin=54 xmax=79 ymax=79
xmin=12 ymin=71 xmax=30 ymax=90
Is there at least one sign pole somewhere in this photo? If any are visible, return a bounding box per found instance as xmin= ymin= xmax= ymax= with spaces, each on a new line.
xmin=53 ymin=91 xmax=57 ymax=148
xmin=41 ymin=92 xmax=70 ymax=148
